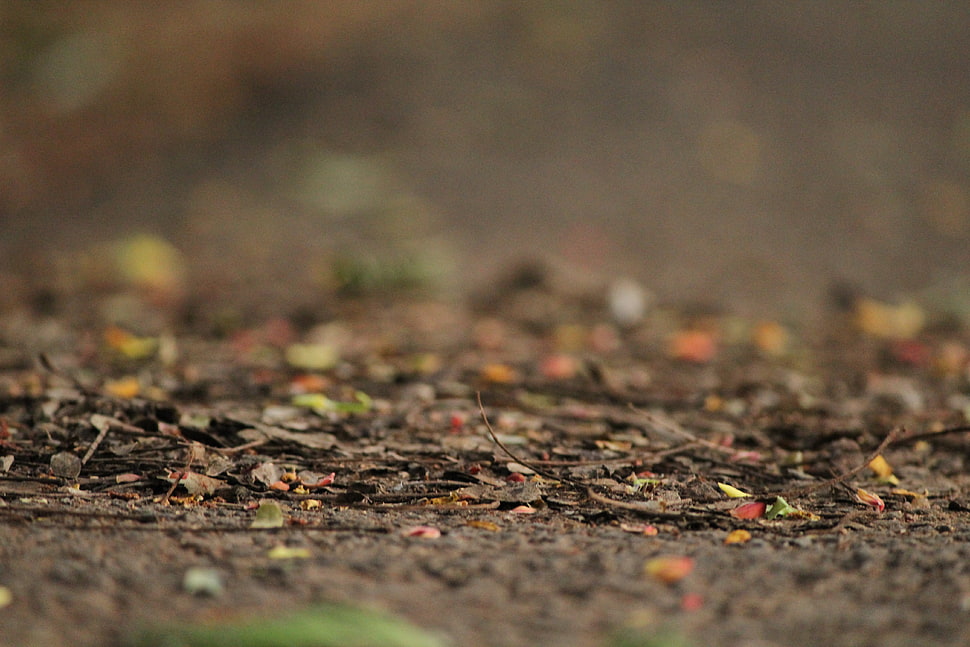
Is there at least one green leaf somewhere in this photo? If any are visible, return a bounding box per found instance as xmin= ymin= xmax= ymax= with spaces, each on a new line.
xmin=250 ymin=501 xmax=284 ymax=529
xmin=765 ymin=496 xmax=795 ymax=519
xmin=293 ymin=391 xmax=372 ymax=415
xmin=125 ymin=604 xmax=449 ymax=647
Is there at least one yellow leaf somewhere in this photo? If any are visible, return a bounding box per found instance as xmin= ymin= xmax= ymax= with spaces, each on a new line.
xmin=267 ymin=545 xmax=311 ymax=560
xmin=724 ymin=529 xmax=752 ymax=545
xmin=466 ymin=520 xmax=501 ymax=531
xmin=868 ymin=455 xmax=893 ymax=478
xmin=718 ymin=482 xmax=751 ymax=498
xmin=104 ymin=376 xmax=141 ymax=399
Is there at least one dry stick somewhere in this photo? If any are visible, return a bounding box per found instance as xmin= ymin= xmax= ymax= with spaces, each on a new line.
xmin=768 ymin=426 xmax=901 ymax=499
xmin=476 ymin=392 xmax=576 ymax=485
xmin=80 ymin=421 xmax=111 ymax=466
xmin=630 ymin=404 xmax=738 ymax=456
xmin=890 ymin=425 xmax=970 ymax=445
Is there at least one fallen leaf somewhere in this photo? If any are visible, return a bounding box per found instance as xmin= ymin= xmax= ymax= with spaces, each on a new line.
xmin=104 ymin=376 xmax=142 ymax=399
xmin=284 ymin=343 xmax=338 ymax=371
xmin=104 ymin=326 xmax=159 ymax=360
xmin=466 ymin=520 xmax=501 ymax=531
xmin=267 ymin=545 xmax=312 ymax=560
xmin=182 ymin=567 xmax=223 ymax=597
xmin=540 ymin=354 xmax=579 ymax=380
xmin=718 ymin=482 xmax=751 ymax=498
xmin=868 ymin=455 xmax=899 ymax=485
xmin=765 ymin=496 xmax=795 ymax=519
xmin=292 ymin=391 xmax=372 ymax=415
xmin=730 ymin=501 xmax=766 ymax=520
xmin=644 ymin=555 xmax=694 ymax=584
xmin=680 ymin=592 xmax=704 ymax=611
xmin=251 ymin=501 xmax=285 ymax=529
xmin=403 ymin=525 xmax=441 ymax=538
xmin=481 ymin=363 xmax=518 ymax=384
xmin=172 ymin=472 xmax=226 ymax=497
xmin=855 ymin=488 xmax=886 ymax=512
xmin=668 ymin=329 xmax=717 ymax=363
xmin=724 ymin=529 xmax=752 ymax=545
xmin=752 ymin=320 xmax=789 ymax=355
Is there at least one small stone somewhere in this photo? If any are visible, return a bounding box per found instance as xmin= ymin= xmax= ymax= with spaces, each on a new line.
xmin=50 ymin=452 xmax=82 ymax=479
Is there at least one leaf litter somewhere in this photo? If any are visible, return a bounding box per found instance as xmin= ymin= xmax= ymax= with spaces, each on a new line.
xmin=3 ymin=275 xmax=970 ymax=647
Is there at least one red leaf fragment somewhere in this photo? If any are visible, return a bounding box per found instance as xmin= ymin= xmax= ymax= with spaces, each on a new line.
xmin=680 ymin=592 xmax=704 ymax=611
xmin=855 ymin=488 xmax=885 ymax=512
xmin=403 ymin=525 xmax=441 ymax=538
xmin=730 ymin=501 xmax=767 ymax=520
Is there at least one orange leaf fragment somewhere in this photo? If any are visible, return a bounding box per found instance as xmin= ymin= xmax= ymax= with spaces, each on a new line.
xmin=510 ymin=505 xmax=536 ymax=514
xmin=752 ymin=320 xmax=789 ymax=356
xmin=104 ymin=376 xmax=141 ymax=399
xmin=481 ymin=363 xmax=518 ymax=384
xmin=668 ymin=330 xmax=717 ymax=363
xmin=540 ymin=354 xmax=579 ymax=380
xmin=730 ymin=501 xmax=767 ymax=520
xmin=724 ymin=529 xmax=752 ymax=545
xmin=855 ymin=488 xmax=885 ymax=512
xmin=644 ymin=555 xmax=694 ymax=584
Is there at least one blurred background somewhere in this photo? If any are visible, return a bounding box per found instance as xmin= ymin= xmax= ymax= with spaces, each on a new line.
xmin=2 ymin=2 xmax=970 ymax=325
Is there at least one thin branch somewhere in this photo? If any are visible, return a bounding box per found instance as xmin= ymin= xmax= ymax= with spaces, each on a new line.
xmin=770 ymin=426 xmax=901 ymax=499
xmin=476 ymin=392 xmax=574 ymax=485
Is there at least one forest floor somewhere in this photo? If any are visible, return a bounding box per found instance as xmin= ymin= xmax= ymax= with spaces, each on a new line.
xmin=2 ymin=270 xmax=970 ymax=647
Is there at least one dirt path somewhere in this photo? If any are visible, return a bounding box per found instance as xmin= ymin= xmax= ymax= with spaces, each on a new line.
xmin=2 ymin=290 xmax=969 ymax=647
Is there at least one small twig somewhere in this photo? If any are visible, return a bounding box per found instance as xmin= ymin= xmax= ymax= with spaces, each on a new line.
xmin=630 ymin=404 xmax=737 ymax=456
xmin=770 ymin=426 xmax=901 ymax=499
xmin=37 ymin=353 xmax=99 ymax=396
xmin=890 ymin=425 xmax=970 ymax=446
xmin=160 ymin=452 xmax=195 ymax=504
xmin=476 ymin=392 xmax=575 ymax=485
xmin=585 ymin=488 xmax=715 ymax=522
xmin=81 ymin=423 xmax=111 ymax=466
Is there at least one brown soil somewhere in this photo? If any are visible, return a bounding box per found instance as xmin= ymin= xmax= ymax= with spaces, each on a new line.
xmin=3 ymin=5 xmax=970 ymax=647
xmin=2 ymin=284 xmax=970 ymax=647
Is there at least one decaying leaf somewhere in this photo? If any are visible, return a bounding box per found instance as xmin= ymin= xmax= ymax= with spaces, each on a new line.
xmin=169 ymin=471 xmax=226 ymax=496
xmin=855 ymin=488 xmax=886 ymax=512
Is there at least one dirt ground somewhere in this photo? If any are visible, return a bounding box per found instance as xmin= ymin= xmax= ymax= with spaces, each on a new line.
xmin=1 ymin=278 xmax=970 ymax=647
xmin=3 ymin=4 xmax=970 ymax=647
